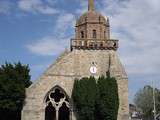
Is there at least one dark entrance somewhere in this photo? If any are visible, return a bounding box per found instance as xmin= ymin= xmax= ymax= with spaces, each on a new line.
xmin=45 ymin=102 xmax=56 ymax=120
xmin=59 ymin=103 xmax=70 ymax=120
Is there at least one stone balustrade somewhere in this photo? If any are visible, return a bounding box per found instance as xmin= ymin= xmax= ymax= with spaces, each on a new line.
xmin=70 ymin=38 xmax=118 ymax=51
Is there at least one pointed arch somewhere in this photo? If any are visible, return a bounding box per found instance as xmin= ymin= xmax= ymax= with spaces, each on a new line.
xmin=44 ymin=85 xmax=71 ymax=120
xmin=44 ymin=85 xmax=70 ymax=103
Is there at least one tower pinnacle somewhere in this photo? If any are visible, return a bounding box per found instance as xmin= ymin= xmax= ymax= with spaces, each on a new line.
xmin=88 ymin=0 xmax=95 ymax=11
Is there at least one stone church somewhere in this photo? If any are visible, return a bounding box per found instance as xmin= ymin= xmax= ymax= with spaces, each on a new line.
xmin=22 ymin=0 xmax=129 ymax=120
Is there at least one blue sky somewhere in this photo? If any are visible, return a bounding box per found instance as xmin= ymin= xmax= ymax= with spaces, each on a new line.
xmin=0 ymin=0 xmax=160 ymax=103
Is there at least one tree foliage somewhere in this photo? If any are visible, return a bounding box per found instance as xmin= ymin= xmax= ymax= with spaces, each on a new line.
xmin=72 ymin=77 xmax=97 ymax=120
xmin=96 ymin=76 xmax=119 ymax=120
xmin=72 ymin=76 xmax=119 ymax=120
xmin=0 ymin=62 xmax=32 ymax=120
xmin=134 ymin=85 xmax=160 ymax=120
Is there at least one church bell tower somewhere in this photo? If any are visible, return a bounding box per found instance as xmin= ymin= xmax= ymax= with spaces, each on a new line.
xmin=71 ymin=0 xmax=118 ymax=51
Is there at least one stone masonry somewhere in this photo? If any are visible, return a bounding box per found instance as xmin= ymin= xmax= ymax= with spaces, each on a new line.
xmin=22 ymin=50 xmax=129 ymax=120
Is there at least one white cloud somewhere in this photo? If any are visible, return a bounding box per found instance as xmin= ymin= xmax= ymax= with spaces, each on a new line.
xmin=98 ymin=0 xmax=160 ymax=102
xmin=0 ymin=1 xmax=12 ymax=14
xmin=56 ymin=13 xmax=75 ymax=30
xmin=27 ymin=13 xmax=75 ymax=56
xmin=18 ymin=0 xmax=58 ymax=14
xmin=27 ymin=37 xmax=68 ymax=56
xmin=54 ymin=13 xmax=75 ymax=37
xmin=75 ymin=0 xmax=88 ymax=15
xmin=99 ymin=0 xmax=160 ymax=76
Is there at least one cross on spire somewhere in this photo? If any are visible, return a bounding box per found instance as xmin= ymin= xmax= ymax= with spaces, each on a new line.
xmin=88 ymin=0 xmax=95 ymax=11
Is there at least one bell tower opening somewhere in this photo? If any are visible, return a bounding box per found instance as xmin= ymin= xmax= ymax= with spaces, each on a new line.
xmin=81 ymin=31 xmax=84 ymax=38
xmin=93 ymin=30 xmax=97 ymax=38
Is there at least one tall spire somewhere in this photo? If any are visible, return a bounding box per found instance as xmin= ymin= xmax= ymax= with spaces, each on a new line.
xmin=88 ymin=0 xmax=95 ymax=11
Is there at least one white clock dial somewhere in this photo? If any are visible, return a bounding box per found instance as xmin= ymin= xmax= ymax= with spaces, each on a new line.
xmin=90 ymin=66 xmax=97 ymax=74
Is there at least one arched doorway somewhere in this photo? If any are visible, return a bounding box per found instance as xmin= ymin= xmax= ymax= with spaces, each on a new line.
xmin=45 ymin=86 xmax=70 ymax=120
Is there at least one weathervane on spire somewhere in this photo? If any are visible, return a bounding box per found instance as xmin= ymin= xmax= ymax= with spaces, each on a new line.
xmin=88 ymin=0 xmax=95 ymax=11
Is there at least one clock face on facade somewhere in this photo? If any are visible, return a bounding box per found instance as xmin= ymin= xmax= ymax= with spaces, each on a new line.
xmin=90 ymin=66 xmax=97 ymax=74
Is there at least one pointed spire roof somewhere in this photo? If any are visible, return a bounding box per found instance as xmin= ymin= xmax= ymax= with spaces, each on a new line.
xmin=88 ymin=0 xmax=95 ymax=11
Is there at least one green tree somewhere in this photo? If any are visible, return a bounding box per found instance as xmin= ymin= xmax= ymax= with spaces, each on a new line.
xmin=72 ymin=76 xmax=119 ymax=120
xmin=72 ymin=77 xmax=97 ymax=120
xmin=96 ymin=76 xmax=119 ymax=120
xmin=134 ymin=85 xmax=160 ymax=120
xmin=0 ymin=62 xmax=32 ymax=120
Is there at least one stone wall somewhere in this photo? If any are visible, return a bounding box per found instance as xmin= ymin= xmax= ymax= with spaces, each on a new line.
xmin=22 ymin=49 xmax=129 ymax=120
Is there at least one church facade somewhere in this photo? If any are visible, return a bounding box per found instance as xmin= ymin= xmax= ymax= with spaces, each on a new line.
xmin=22 ymin=0 xmax=129 ymax=120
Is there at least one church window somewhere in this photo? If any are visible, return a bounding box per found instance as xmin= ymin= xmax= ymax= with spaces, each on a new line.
xmin=45 ymin=86 xmax=70 ymax=120
xmin=93 ymin=30 xmax=97 ymax=38
xmin=81 ymin=31 xmax=84 ymax=38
